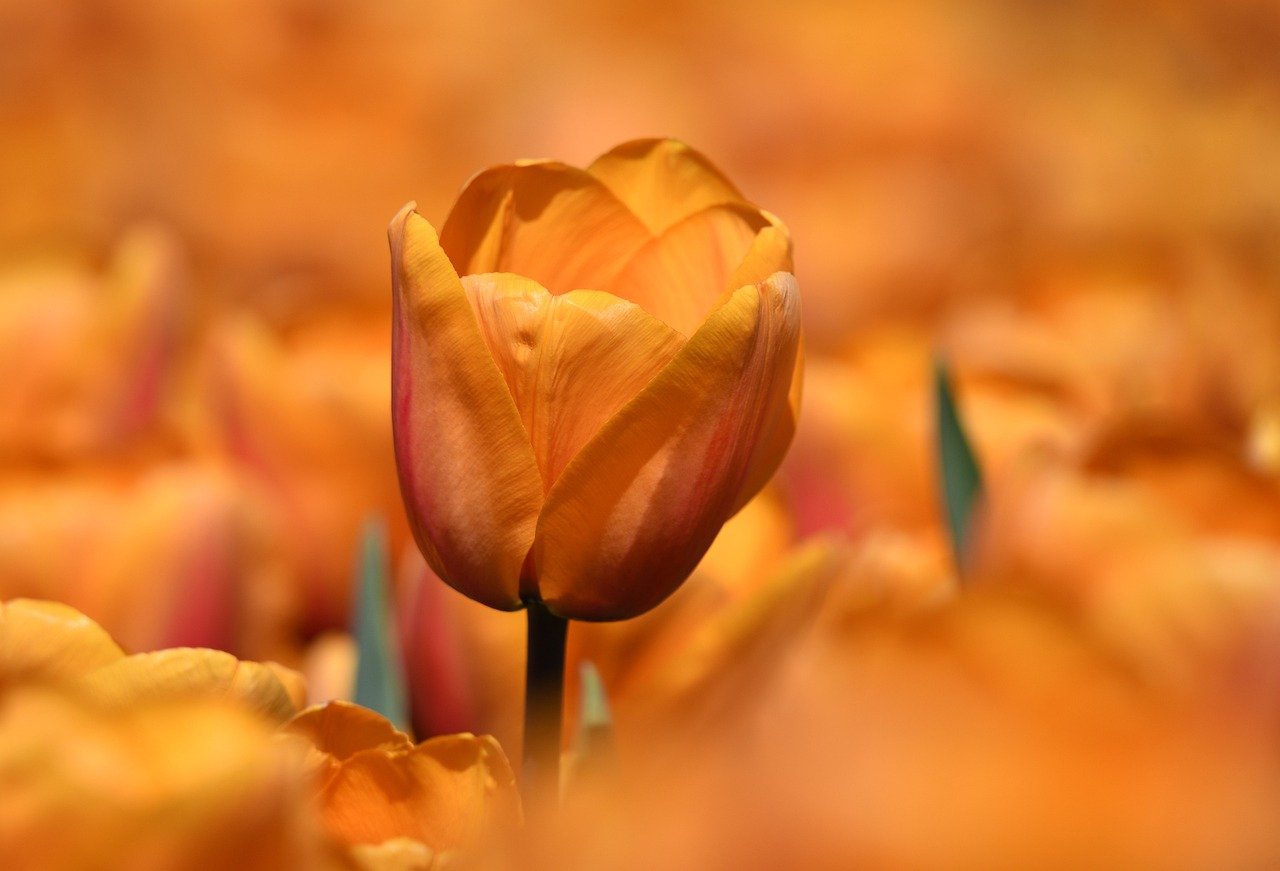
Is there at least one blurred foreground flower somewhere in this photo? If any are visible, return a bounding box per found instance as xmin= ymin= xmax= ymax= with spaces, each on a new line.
xmin=391 ymin=138 xmax=802 ymax=620
xmin=529 ymin=539 xmax=1280 ymax=871
xmin=0 ymin=599 xmax=327 ymax=870
xmin=285 ymin=700 xmax=520 ymax=866
xmin=0 ymin=599 xmax=521 ymax=870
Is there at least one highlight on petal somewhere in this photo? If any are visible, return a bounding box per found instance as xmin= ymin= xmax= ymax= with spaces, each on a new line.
xmin=587 ymin=138 xmax=746 ymax=234
xmin=78 ymin=648 xmax=300 ymax=721
xmin=347 ymin=838 xmax=439 ymax=871
xmin=608 ymin=203 xmax=777 ymax=335
xmin=464 ymin=273 xmax=686 ymax=493
xmin=439 ymin=162 xmax=651 ymax=294
xmin=532 ymin=272 xmax=803 ymax=620
xmin=0 ymin=599 xmax=124 ymax=684
xmin=391 ymin=204 xmax=544 ymax=610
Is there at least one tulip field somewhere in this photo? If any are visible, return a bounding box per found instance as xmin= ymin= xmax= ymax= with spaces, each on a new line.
xmin=2 ymin=2 xmax=1280 ymax=869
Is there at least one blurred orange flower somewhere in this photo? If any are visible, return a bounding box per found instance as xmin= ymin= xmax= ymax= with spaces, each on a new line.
xmin=202 ymin=313 xmax=408 ymax=633
xmin=391 ymin=138 xmax=802 ymax=620
xmin=0 ymin=227 xmax=183 ymax=465
xmin=0 ymin=688 xmax=339 ymax=871
xmin=0 ymin=599 xmax=338 ymax=871
xmin=0 ymin=600 xmax=528 ymax=869
xmin=532 ymin=550 xmax=1280 ymax=871
xmin=285 ymin=701 xmax=520 ymax=863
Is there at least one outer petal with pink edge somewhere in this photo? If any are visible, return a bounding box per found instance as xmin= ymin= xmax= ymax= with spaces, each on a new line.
xmin=531 ymin=273 xmax=802 ymax=620
xmin=391 ymin=205 xmax=544 ymax=610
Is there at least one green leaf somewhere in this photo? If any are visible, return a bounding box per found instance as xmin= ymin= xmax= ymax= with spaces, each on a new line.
xmin=352 ymin=518 xmax=409 ymax=730
xmin=934 ymin=360 xmax=984 ymax=570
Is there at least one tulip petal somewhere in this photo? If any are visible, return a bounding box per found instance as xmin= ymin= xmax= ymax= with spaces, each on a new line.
xmin=439 ymin=162 xmax=651 ymax=295
xmin=464 ymin=273 xmax=687 ymax=497
xmin=532 ymin=273 xmax=802 ymax=620
xmin=732 ymin=332 xmax=804 ymax=515
xmin=317 ymin=733 xmax=520 ymax=850
xmin=392 ymin=204 xmax=544 ymax=610
xmin=286 ymin=700 xmax=413 ymax=760
xmin=608 ymin=203 xmax=777 ymax=335
xmin=725 ymin=217 xmax=794 ymax=290
xmin=723 ymin=220 xmax=803 ymax=511
xmin=0 ymin=599 xmax=124 ymax=683
xmin=79 ymin=648 xmax=299 ymax=721
xmin=587 ymin=138 xmax=745 ymax=234
xmin=266 ymin=662 xmax=309 ymax=712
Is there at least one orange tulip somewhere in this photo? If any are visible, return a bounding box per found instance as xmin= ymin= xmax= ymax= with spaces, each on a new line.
xmin=391 ymin=139 xmax=802 ymax=620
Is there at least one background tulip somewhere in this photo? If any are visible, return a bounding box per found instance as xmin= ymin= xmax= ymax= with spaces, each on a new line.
xmin=0 ymin=464 xmax=297 ymax=661
xmin=392 ymin=139 xmax=802 ymax=621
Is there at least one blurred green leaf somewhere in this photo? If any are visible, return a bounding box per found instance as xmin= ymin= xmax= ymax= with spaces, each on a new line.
xmin=934 ymin=360 xmax=984 ymax=570
xmin=574 ymin=661 xmax=614 ymax=767
xmin=352 ymin=518 xmax=409 ymax=730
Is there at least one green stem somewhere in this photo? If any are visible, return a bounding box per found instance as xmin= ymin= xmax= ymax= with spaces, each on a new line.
xmin=522 ymin=598 xmax=569 ymax=806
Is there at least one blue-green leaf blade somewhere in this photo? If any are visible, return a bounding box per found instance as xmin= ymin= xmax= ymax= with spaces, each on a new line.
xmin=934 ymin=360 xmax=984 ymax=570
xmin=352 ymin=518 xmax=410 ymax=730
xmin=573 ymin=661 xmax=614 ymax=769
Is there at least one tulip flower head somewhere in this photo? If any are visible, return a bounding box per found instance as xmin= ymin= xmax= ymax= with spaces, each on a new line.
xmin=391 ymin=139 xmax=802 ymax=620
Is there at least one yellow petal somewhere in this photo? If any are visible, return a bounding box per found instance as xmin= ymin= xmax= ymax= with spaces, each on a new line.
xmin=725 ymin=216 xmax=794 ymax=289
xmin=608 ymin=203 xmax=776 ymax=336
xmin=532 ymin=273 xmax=802 ymax=620
xmin=286 ymin=700 xmax=414 ymax=760
xmin=464 ymin=273 xmax=686 ymax=494
xmin=0 ymin=599 xmax=124 ymax=684
xmin=317 ymin=733 xmax=520 ymax=851
xmin=79 ymin=648 xmax=299 ymax=721
xmin=439 ymin=162 xmax=651 ymax=294
xmin=587 ymin=138 xmax=745 ymax=234
xmin=392 ymin=204 xmax=544 ymax=610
